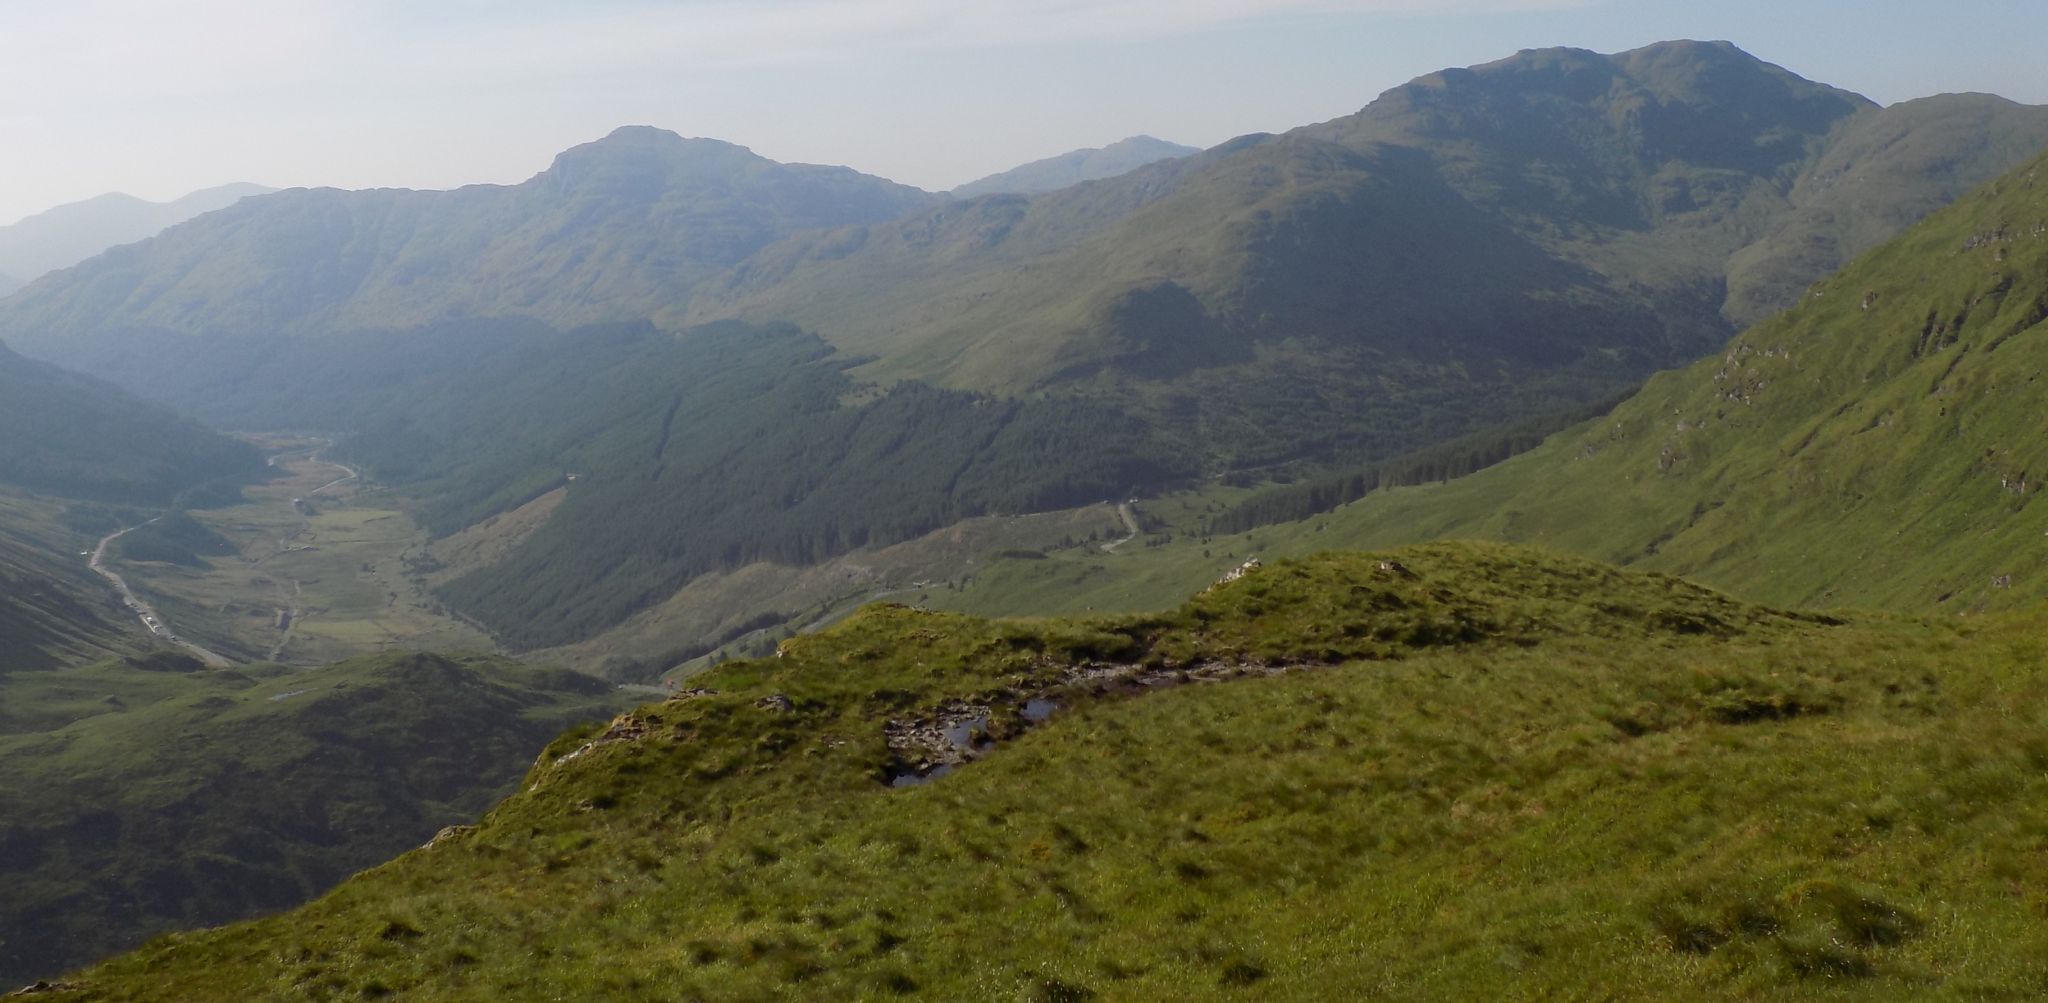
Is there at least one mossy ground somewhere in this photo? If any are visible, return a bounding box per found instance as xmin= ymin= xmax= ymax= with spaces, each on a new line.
xmin=40 ymin=543 xmax=2048 ymax=1000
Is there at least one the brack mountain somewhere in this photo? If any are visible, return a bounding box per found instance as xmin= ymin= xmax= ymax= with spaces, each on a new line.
xmin=3 ymin=42 xmax=2045 ymax=657
xmin=950 ymin=135 xmax=1202 ymax=197
xmin=693 ymin=43 xmax=2047 ymax=404
xmin=0 ymin=182 xmax=273 ymax=285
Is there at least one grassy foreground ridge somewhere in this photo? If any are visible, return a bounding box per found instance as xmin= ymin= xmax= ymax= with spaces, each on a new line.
xmin=36 ymin=542 xmax=2048 ymax=999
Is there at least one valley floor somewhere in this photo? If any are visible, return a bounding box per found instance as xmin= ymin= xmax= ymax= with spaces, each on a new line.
xmin=108 ymin=435 xmax=494 ymax=666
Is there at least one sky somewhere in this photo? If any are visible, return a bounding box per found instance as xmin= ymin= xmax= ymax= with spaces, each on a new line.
xmin=0 ymin=0 xmax=2043 ymax=226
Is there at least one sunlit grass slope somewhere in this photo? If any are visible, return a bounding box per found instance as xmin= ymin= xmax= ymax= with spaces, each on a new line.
xmin=39 ymin=542 xmax=2048 ymax=1000
xmin=1298 ymin=146 xmax=2048 ymax=613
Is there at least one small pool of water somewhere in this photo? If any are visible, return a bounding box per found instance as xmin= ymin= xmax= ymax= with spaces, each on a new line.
xmin=886 ymin=763 xmax=954 ymax=788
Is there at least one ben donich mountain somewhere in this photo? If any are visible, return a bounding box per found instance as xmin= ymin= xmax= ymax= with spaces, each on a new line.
xmin=0 ymin=183 xmax=273 ymax=286
xmin=950 ymin=135 xmax=1201 ymax=197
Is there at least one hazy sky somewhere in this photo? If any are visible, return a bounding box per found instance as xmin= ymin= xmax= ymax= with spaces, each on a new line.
xmin=1 ymin=0 xmax=2043 ymax=225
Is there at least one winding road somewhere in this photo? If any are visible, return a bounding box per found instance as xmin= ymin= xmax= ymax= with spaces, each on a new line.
xmin=1099 ymin=502 xmax=1142 ymax=553
xmin=308 ymin=455 xmax=359 ymax=496
xmin=89 ymin=521 xmax=235 ymax=668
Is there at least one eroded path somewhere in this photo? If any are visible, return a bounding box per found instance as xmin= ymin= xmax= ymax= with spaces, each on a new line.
xmin=1099 ymin=502 xmax=1141 ymax=552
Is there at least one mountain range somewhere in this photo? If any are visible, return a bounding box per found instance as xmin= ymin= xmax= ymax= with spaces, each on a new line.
xmin=0 ymin=183 xmax=273 ymax=286
xmin=7 ymin=41 xmax=2045 ymax=660
xmin=0 ymin=130 xmax=932 ymax=343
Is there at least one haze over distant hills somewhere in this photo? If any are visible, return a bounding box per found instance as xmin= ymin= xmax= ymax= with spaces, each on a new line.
xmin=950 ymin=135 xmax=1201 ymax=197
xmin=0 ymin=129 xmax=934 ymax=339
xmin=0 ymin=182 xmax=272 ymax=285
xmin=4 ymin=40 xmax=2046 ymax=660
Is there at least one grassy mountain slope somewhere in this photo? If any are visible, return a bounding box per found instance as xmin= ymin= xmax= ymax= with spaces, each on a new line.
xmin=0 ymin=340 xmax=260 ymax=505
xmin=0 ymin=650 xmax=623 ymax=986
xmin=1724 ymin=93 xmax=2048 ymax=325
xmin=938 ymin=145 xmax=2048 ymax=625
xmin=0 ymin=183 xmax=273 ymax=284
xmin=0 ymin=129 xmax=935 ymax=354
xmin=1283 ymin=143 xmax=2048 ymax=613
xmin=0 ymin=493 xmax=143 ymax=675
xmin=951 ymin=135 xmax=1201 ymax=197
xmin=34 ymin=542 xmax=2048 ymax=999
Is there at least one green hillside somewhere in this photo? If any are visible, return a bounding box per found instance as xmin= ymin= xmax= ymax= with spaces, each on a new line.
xmin=0 ymin=341 xmax=261 ymax=506
xmin=933 ymin=143 xmax=2048 ymax=627
xmin=31 ymin=543 xmax=2048 ymax=999
xmin=0 ymin=494 xmax=142 ymax=675
xmin=0 ymin=650 xmax=624 ymax=986
xmin=0 ymin=345 xmax=259 ymax=681
xmin=1269 ymin=143 xmax=2048 ymax=613
xmin=1723 ymin=93 xmax=2048 ymax=325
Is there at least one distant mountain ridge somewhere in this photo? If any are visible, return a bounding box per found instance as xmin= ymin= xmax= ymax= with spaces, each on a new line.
xmin=951 ymin=135 xmax=1201 ymax=197
xmin=0 ymin=128 xmax=935 ymax=343
xmin=0 ymin=182 xmax=273 ymax=283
